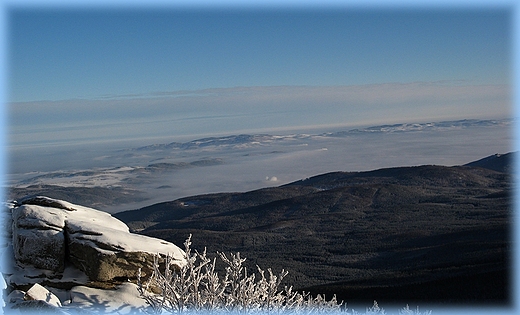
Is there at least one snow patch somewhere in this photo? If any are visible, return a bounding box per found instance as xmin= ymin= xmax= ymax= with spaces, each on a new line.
xmin=65 ymin=283 xmax=151 ymax=314
xmin=266 ymin=176 xmax=278 ymax=182
xmin=25 ymin=283 xmax=62 ymax=308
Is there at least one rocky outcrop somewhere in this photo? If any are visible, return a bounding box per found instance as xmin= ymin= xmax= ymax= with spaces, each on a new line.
xmin=10 ymin=196 xmax=186 ymax=283
xmin=12 ymin=203 xmax=67 ymax=272
xmin=66 ymin=216 xmax=184 ymax=282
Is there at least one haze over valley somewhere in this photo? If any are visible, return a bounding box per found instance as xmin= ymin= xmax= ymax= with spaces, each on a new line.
xmin=7 ymin=118 xmax=512 ymax=213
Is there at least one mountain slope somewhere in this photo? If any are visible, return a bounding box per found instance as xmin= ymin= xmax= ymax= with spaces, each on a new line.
xmin=464 ymin=152 xmax=514 ymax=173
xmin=114 ymin=153 xmax=512 ymax=305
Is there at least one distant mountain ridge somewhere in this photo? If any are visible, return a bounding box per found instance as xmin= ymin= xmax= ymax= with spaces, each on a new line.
xmin=126 ymin=133 xmax=317 ymax=153
xmin=328 ymin=118 xmax=511 ymax=135
xmin=128 ymin=118 xmax=512 ymax=152
xmin=114 ymin=152 xmax=512 ymax=305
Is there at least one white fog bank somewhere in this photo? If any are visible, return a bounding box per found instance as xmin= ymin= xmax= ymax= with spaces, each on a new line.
xmin=7 ymin=118 xmax=513 ymax=213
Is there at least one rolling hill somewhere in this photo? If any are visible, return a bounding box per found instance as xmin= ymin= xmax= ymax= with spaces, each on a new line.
xmin=114 ymin=152 xmax=513 ymax=306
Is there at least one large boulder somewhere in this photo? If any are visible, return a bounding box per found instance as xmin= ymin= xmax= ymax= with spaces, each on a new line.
xmin=11 ymin=196 xmax=186 ymax=282
xmin=66 ymin=217 xmax=185 ymax=281
xmin=11 ymin=204 xmax=67 ymax=272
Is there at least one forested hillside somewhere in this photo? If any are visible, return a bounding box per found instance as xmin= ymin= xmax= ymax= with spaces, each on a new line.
xmin=115 ymin=153 xmax=512 ymax=305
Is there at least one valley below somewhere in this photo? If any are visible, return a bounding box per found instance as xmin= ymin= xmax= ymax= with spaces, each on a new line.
xmin=113 ymin=153 xmax=512 ymax=307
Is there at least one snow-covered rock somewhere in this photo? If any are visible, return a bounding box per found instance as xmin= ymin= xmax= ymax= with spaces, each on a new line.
xmin=67 ymin=218 xmax=186 ymax=281
xmin=65 ymin=283 xmax=152 ymax=313
xmin=25 ymin=283 xmax=62 ymax=307
xmin=10 ymin=196 xmax=186 ymax=283
xmin=1 ymin=272 xmax=5 ymax=308
xmin=5 ymin=284 xmax=66 ymax=313
xmin=12 ymin=204 xmax=67 ymax=272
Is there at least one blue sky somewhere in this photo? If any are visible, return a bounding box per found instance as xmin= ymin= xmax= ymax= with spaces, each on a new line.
xmin=9 ymin=8 xmax=510 ymax=102
xmin=5 ymin=4 xmax=513 ymax=148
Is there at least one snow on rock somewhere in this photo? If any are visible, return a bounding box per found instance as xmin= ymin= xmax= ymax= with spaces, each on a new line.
xmin=11 ymin=196 xmax=186 ymax=282
xmin=15 ymin=195 xmax=130 ymax=232
xmin=67 ymin=218 xmax=186 ymax=281
xmin=12 ymin=204 xmax=67 ymax=271
xmin=5 ymin=284 xmax=65 ymax=313
xmin=7 ymin=283 xmax=153 ymax=314
xmin=1 ymin=272 xmax=5 ymax=308
xmin=16 ymin=195 xmax=78 ymax=211
xmin=6 ymin=289 xmax=25 ymax=305
xmin=65 ymin=283 xmax=151 ymax=313
xmin=25 ymin=283 xmax=62 ymax=307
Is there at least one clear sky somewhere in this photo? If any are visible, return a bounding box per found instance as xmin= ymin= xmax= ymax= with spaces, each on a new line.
xmin=5 ymin=3 xmax=513 ymax=148
xmin=9 ymin=7 xmax=510 ymax=102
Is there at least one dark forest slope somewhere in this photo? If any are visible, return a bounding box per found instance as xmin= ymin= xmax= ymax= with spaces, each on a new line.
xmin=115 ymin=153 xmax=513 ymax=306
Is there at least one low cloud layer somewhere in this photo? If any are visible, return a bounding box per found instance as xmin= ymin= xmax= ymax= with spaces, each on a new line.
xmin=8 ymin=82 xmax=510 ymax=150
xmin=7 ymin=119 xmax=513 ymax=213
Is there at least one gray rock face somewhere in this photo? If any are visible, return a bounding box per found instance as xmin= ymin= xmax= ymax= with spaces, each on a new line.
xmin=67 ymin=241 xmax=167 ymax=282
xmin=11 ymin=196 xmax=186 ymax=283
xmin=12 ymin=204 xmax=67 ymax=272
xmin=65 ymin=219 xmax=183 ymax=281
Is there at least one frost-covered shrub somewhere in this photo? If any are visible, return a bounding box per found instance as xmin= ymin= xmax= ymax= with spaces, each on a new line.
xmin=347 ymin=301 xmax=432 ymax=315
xmin=137 ymin=235 xmax=341 ymax=313
xmin=137 ymin=235 xmax=432 ymax=314
xmin=398 ymin=304 xmax=432 ymax=315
